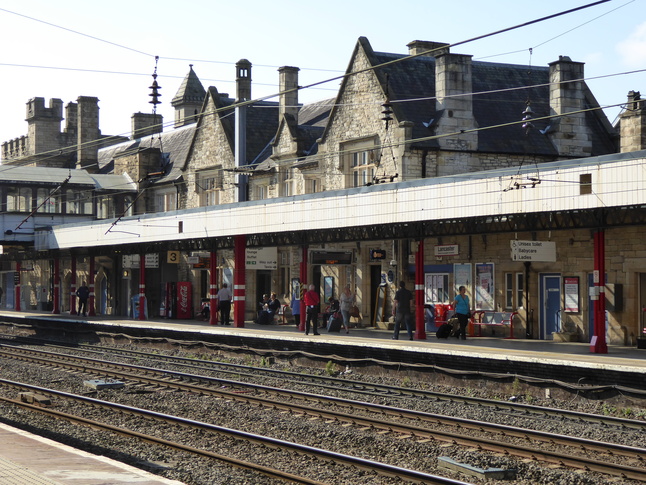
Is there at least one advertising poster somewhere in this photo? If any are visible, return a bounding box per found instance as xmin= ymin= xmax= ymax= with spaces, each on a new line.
xmin=475 ymin=263 xmax=495 ymax=310
xmin=564 ymin=277 xmax=579 ymax=312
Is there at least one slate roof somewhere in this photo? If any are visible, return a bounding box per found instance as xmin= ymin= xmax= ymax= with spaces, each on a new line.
xmin=98 ymin=123 xmax=196 ymax=184
xmin=363 ymin=41 xmax=617 ymax=157
xmin=0 ymin=165 xmax=135 ymax=191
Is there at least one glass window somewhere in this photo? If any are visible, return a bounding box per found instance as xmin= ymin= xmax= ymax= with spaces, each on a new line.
xmin=199 ymin=169 xmax=223 ymax=206
xmin=516 ymin=272 xmax=524 ymax=309
xmin=505 ymin=273 xmax=513 ymax=309
xmin=281 ymin=169 xmax=293 ymax=197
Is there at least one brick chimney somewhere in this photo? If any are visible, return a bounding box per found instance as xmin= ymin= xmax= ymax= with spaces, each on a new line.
xmin=235 ymin=59 xmax=252 ymax=202
xmin=548 ymin=56 xmax=592 ymax=158
xmin=620 ymin=90 xmax=646 ymax=153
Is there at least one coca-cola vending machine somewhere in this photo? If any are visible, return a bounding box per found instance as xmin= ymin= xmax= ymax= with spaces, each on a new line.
xmin=176 ymin=281 xmax=192 ymax=319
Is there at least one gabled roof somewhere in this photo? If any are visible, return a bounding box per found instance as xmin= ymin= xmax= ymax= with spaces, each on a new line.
xmin=323 ymin=37 xmax=617 ymax=158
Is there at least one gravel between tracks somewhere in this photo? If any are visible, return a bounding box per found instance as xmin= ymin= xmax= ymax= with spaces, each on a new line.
xmin=0 ymin=343 xmax=645 ymax=485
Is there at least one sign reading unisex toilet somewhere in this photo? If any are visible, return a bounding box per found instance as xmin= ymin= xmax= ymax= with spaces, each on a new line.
xmin=510 ymin=240 xmax=556 ymax=262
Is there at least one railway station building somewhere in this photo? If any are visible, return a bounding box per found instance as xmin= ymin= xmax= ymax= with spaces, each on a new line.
xmin=1 ymin=37 xmax=645 ymax=349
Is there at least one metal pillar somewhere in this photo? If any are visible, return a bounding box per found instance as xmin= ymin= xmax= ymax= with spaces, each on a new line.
xmin=590 ymin=230 xmax=608 ymax=353
xmin=233 ymin=235 xmax=246 ymax=327
xmin=88 ymin=256 xmax=96 ymax=316
xmin=70 ymin=256 xmax=77 ymax=315
xmin=139 ymin=253 xmax=146 ymax=321
xmin=15 ymin=262 xmax=21 ymax=312
xmin=209 ymin=250 xmax=218 ymax=325
xmin=299 ymin=246 xmax=307 ymax=332
xmin=414 ymin=239 xmax=426 ymax=340
xmin=52 ymin=257 xmax=60 ymax=314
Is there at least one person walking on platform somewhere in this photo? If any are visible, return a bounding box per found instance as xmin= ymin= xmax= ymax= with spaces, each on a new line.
xmin=303 ymin=284 xmax=320 ymax=335
xmin=339 ymin=284 xmax=355 ymax=334
xmin=453 ymin=285 xmax=471 ymax=340
xmin=392 ymin=281 xmax=414 ymax=340
xmin=217 ymin=283 xmax=232 ymax=325
xmin=76 ymin=282 xmax=90 ymax=317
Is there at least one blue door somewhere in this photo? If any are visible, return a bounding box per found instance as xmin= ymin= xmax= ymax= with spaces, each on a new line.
xmin=540 ymin=274 xmax=561 ymax=340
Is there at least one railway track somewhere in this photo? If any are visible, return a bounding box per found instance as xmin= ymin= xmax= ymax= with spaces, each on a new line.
xmin=1 ymin=343 xmax=645 ymax=481
xmin=0 ymin=380 xmax=468 ymax=485
xmin=3 ymin=336 xmax=644 ymax=430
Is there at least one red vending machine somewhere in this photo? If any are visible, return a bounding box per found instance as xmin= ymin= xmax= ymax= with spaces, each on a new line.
xmin=176 ymin=281 xmax=192 ymax=319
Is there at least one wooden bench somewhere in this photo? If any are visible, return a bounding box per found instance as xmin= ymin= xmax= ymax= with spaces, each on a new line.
xmin=471 ymin=311 xmax=518 ymax=338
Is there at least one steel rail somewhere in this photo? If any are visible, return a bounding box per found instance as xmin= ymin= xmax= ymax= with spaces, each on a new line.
xmin=0 ymin=381 xmax=470 ymax=485
xmin=0 ymin=395 xmax=326 ymax=485
xmin=3 ymin=337 xmax=644 ymax=431
xmin=1 ymin=347 xmax=645 ymax=480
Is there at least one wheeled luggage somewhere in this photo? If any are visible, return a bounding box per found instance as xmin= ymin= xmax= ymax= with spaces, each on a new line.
xmin=327 ymin=313 xmax=343 ymax=332
xmin=436 ymin=322 xmax=452 ymax=339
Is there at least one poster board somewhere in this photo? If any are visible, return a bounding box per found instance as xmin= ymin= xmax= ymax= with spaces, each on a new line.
xmin=373 ymin=285 xmax=386 ymax=325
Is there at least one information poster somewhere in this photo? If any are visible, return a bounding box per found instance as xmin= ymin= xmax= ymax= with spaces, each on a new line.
xmin=475 ymin=263 xmax=494 ymax=310
xmin=564 ymin=276 xmax=579 ymax=312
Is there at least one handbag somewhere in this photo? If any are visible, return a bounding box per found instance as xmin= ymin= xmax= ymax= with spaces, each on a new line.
xmin=466 ymin=311 xmax=472 ymax=319
xmin=350 ymin=305 xmax=360 ymax=318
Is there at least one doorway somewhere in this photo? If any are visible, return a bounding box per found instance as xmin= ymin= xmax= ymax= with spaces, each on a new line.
xmin=539 ymin=273 xmax=561 ymax=339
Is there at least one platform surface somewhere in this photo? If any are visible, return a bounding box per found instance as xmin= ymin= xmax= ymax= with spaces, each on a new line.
xmin=0 ymin=423 xmax=183 ymax=485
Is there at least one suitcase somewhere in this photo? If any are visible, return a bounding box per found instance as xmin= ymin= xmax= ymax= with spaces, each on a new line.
xmin=327 ymin=313 xmax=343 ymax=332
xmin=436 ymin=322 xmax=452 ymax=339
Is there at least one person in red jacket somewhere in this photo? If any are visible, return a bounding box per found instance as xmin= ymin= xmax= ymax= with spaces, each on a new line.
xmin=303 ymin=284 xmax=320 ymax=335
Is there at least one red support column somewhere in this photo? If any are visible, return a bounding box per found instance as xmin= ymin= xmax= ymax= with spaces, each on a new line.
xmin=299 ymin=246 xmax=307 ymax=332
xmin=139 ymin=253 xmax=146 ymax=320
xmin=52 ymin=257 xmax=60 ymax=314
xmin=414 ymin=239 xmax=426 ymax=340
xmin=88 ymin=256 xmax=96 ymax=316
xmin=15 ymin=262 xmax=21 ymax=312
xmin=233 ymin=235 xmax=246 ymax=327
xmin=209 ymin=250 xmax=218 ymax=325
xmin=591 ymin=230 xmax=608 ymax=353
xmin=70 ymin=256 xmax=77 ymax=315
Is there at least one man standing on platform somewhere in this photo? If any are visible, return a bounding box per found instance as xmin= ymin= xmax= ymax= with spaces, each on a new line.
xmin=392 ymin=280 xmax=414 ymax=340
xmin=76 ymin=282 xmax=90 ymax=317
xmin=303 ymin=284 xmax=320 ymax=336
xmin=217 ymin=283 xmax=232 ymax=325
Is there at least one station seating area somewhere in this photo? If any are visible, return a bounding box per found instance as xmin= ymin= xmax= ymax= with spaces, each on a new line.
xmin=471 ymin=311 xmax=518 ymax=338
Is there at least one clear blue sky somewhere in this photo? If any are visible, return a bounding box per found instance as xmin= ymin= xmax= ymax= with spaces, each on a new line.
xmin=0 ymin=0 xmax=643 ymax=146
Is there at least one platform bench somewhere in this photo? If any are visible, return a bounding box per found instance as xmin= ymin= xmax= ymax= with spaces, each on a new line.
xmin=275 ymin=304 xmax=291 ymax=325
xmin=472 ymin=311 xmax=518 ymax=338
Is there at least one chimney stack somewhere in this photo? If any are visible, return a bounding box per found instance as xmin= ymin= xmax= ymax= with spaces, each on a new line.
xmin=620 ymin=90 xmax=646 ymax=153
xmin=278 ymin=66 xmax=300 ymax=120
xmin=235 ymin=59 xmax=252 ymax=203
xmin=407 ymin=40 xmax=449 ymax=57
xmin=76 ymin=96 xmax=100 ymax=172
xmin=131 ymin=112 xmax=164 ymax=140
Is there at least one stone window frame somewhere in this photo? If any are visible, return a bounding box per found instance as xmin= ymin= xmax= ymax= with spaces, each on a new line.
xmin=340 ymin=136 xmax=379 ymax=188
xmin=197 ymin=168 xmax=223 ymax=207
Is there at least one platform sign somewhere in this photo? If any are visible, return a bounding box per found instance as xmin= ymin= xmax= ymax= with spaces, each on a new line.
xmin=510 ymin=240 xmax=556 ymax=262
xmin=246 ymin=247 xmax=277 ymax=270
